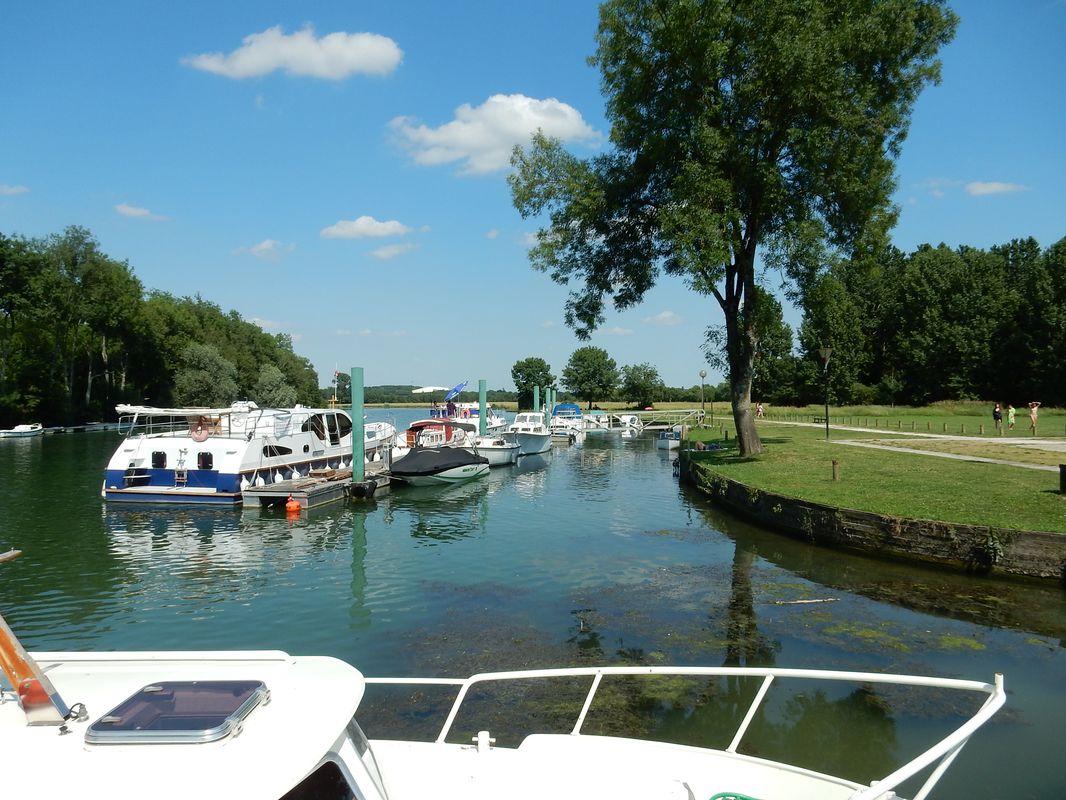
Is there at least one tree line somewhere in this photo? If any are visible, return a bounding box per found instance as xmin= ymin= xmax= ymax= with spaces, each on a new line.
xmin=0 ymin=226 xmax=321 ymax=427
xmin=745 ymin=236 xmax=1066 ymax=409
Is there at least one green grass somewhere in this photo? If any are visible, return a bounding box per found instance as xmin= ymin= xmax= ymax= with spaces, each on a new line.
xmin=687 ymin=422 xmax=1066 ymax=533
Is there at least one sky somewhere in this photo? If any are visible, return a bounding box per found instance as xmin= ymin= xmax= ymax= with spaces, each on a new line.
xmin=2 ymin=1 xmax=1064 ymax=391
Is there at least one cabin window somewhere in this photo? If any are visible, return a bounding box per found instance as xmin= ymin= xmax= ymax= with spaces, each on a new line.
xmin=197 ymin=452 xmax=213 ymax=470
xmin=151 ymin=451 xmax=166 ymax=469
xmin=337 ymin=414 xmax=352 ymax=439
xmin=263 ymin=445 xmax=293 ymax=458
xmin=279 ymin=761 xmax=355 ymax=800
xmin=302 ymin=414 xmax=327 ymax=440
xmin=326 ymin=414 xmax=340 ymax=446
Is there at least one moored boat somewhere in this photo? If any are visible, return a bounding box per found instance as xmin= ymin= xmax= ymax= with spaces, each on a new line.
xmin=657 ymin=430 xmax=682 ymax=449
xmin=463 ymin=434 xmax=520 ymax=466
xmin=389 ymin=445 xmax=489 ymax=486
xmin=1 ymin=607 xmax=1007 ymax=800
xmin=507 ymin=411 xmax=553 ymax=455
xmin=102 ymin=402 xmax=395 ymax=505
xmin=550 ymin=403 xmax=586 ymax=438
xmin=0 ymin=422 xmax=43 ymax=438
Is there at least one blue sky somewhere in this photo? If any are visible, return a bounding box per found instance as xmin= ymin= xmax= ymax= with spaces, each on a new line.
xmin=2 ymin=1 xmax=1063 ymax=391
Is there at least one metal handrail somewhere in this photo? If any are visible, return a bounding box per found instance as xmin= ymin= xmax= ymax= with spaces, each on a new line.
xmin=365 ymin=666 xmax=1005 ymax=800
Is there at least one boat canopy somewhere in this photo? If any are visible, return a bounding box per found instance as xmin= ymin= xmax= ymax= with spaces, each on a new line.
xmin=116 ymin=402 xmax=263 ymax=417
xmin=390 ymin=446 xmax=488 ymax=476
xmin=409 ymin=419 xmax=477 ymax=432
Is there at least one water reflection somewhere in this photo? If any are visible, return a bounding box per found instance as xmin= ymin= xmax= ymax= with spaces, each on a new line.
xmin=382 ymin=479 xmax=491 ymax=543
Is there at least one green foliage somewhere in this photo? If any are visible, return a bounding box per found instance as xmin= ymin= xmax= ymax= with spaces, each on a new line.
xmin=511 ymin=356 xmax=555 ymax=410
xmin=253 ymin=364 xmax=298 ymax=407
xmin=561 ymin=346 xmax=619 ymax=408
xmin=174 ymin=343 xmax=239 ymax=406
xmin=619 ymin=362 xmax=664 ymax=408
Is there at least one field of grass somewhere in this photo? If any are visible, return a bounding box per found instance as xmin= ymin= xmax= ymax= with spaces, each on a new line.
xmin=687 ymin=421 xmax=1066 ymax=534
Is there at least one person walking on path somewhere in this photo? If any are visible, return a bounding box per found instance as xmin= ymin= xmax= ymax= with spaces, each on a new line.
xmin=1007 ymin=404 xmax=1016 ymax=431
xmin=992 ymin=402 xmax=1003 ymax=434
xmin=1028 ymin=401 xmax=1041 ymax=435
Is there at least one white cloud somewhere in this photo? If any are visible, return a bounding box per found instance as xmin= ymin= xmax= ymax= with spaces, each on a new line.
xmin=320 ymin=215 xmax=413 ymax=239
xmin=371 ymin=242 xmax=417 ymax=260
xmin=335 ymin=329 xmax=353 ymax=336
xmin=540 ymin=320 xmax=557 ymax=328
xmin=182 ymin=26 xmax=402 ymax=80
xmin=485 ymin=228 xmax=499 ymax=239
xmin=357 ymin=328 xmax=408 ymax=337
xmin=965 ymin=181 xmax=1028 ymax=196
xmin=251 ymin=317 xmax=285 ymax=331
xmin=603 ymin=327 xmax=633 ymax=336
xmin=238 ymin=239 xmax=294 ymax=260
xmin=115 ymin=202 xmax=167 ymax=221
xmin=390 ymin=93 xmax=599 ymax=175
xmin=0 ymin=184 xmax=28 ymax=195
xmin=643 ymin=310 xmax=682 ymax=326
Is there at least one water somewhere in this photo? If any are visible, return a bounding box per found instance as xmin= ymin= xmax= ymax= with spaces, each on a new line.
xmin=1 ymin=409 xmax=1064 ymax=798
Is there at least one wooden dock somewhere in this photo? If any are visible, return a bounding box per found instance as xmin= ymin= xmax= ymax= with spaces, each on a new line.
xmin=242 ymin=462 xmax=390 ymax=509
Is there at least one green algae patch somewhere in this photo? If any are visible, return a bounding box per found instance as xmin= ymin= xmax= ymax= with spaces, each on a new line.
xmin=936 ymin=633 xmax=985 ymax=651
xmin=821 ymin=623 xmax=912 ymax=652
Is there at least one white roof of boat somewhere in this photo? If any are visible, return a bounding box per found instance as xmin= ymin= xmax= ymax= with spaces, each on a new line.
xmin=2 ymin=651 xmax=365 ymax=799
xmin=115 ymin=403 xmax=344 ymax=417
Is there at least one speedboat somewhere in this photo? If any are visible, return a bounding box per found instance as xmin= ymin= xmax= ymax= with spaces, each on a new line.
xmin=0 ymin=422 xmax=43 ymax=438
xmin=1 ymin=609 xmax=1007 ymax=800
xmin=463 ymin=434 xmax=520 ymax=466
xmin=102 ymin=402 xmax=396 ymax=505
xmin=389 ymin=445 xmax=489 ymax=486
xmin=507 ymin=411 xmax=553 ymax=455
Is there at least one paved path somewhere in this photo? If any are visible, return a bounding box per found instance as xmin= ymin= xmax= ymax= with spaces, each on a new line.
xmin=759 ymin=419 xmax=1063 ymax=472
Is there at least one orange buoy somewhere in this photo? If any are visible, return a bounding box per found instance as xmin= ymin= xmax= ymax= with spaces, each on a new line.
xmin=284 ymin=495 xmax=301 ymax=513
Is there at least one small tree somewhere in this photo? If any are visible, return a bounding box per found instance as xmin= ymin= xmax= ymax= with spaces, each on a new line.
xmin=619 ymin=362 xmax=664 ymax=408
xmin=562 ymin=346 xmax=618 ymax=409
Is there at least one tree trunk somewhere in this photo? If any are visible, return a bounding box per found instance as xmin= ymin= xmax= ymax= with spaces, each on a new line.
xmin=724 ymin=253 xmax=764 ymax=457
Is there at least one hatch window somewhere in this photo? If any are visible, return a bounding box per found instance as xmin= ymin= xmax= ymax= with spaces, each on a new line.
xmin=85 ymin=680 xmax=268 ymax=746
xmin=279 ymin=761 xmax=356 ymax=800
xmin=151 ymin=451 xmax=166 ymax=469
xmin=197 ymin=452 xmax=213 ymax=470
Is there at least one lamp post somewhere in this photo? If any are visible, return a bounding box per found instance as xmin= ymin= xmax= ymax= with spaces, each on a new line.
xmin=818 ymin=346 xmax=832 ymax=440
xmin=699 ymin=369 xmax=706 ymax=424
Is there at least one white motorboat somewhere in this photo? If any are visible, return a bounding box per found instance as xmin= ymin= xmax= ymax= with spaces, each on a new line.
xmin=102 ymin=402 xmax=395 ymax=505
xmin=391 ymin=419 xmax=490 ymax=485
xmin=657 ymin=430 xmax=682 ymax=449
xmin=550 ymin=402 xmax=587 ymax=438
xmin=1 ymin=609 xmax=1007 ymax=800
xmin=430 ymin=401 xmax=509 ymax=432
xmin=0 ymin=422 xmax=43 ymax=438
xmin=507 ymin=411 xmax=553 ymax=455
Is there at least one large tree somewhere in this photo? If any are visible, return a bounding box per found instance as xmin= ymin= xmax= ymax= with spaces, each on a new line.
xmin=561 ymin=346 xmax=619 ymax=408
xmin=619 ymin=362 xmax=664 ymax=408
xmin=510 ymin=0 xmax=956 ymax=455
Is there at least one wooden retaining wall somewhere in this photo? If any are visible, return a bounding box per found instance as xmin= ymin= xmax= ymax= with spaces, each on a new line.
xmin=680 ymin=453 xmax=1066 ymax=583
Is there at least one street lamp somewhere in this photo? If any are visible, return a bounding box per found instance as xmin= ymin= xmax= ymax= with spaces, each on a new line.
xmin=818 ymin=346 xmax=833 ymax=440
xmin=699 ymin=369 xmax=707 ymax=424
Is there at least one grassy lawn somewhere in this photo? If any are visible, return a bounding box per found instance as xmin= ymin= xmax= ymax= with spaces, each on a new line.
xmin=687 ymin=421 xmax=1066 ymax=534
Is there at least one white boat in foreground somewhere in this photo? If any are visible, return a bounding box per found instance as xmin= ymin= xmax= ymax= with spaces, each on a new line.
xmin=1 ymin=609 xmax=1006 ymax=800
xmin=0 ymin=422 xmax=43 ymax=438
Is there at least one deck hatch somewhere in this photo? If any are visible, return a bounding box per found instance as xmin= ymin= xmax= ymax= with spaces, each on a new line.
xmin=85 ymin=680 xmax=269 ymax=745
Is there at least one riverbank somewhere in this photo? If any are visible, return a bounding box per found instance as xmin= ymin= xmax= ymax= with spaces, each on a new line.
xmin=680 ymin=423 xmax=1066 ymax=582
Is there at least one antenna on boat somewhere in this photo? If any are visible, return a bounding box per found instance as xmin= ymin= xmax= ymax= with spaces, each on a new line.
xmin=1 ymin=553 xmax=81 ymax=727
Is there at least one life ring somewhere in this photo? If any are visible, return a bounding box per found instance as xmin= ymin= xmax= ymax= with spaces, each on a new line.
xmin=190 ymin=417 xmax=210 ymax=443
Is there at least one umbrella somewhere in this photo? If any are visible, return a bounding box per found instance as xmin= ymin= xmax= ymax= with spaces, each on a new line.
xmin=444 ymin=381 xmax=468 ymax=401
xmin=412 ymin=386 xmax=450 ymax=394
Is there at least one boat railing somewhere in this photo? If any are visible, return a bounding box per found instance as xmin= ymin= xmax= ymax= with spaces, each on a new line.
xmin=366 ymin=665 xmax=1005 ymax=800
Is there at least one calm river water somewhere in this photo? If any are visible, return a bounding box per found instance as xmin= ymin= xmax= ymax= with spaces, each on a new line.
xmin=2 ymin=409 xmax=1064 ymax=798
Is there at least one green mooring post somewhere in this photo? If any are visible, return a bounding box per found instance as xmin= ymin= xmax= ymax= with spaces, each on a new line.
xmin=479 ymin=379 xmax=487 ymax=436
xmin=533 ymin=386 xmax=540 ymax=415
xmin=351 ymin=367 xmax=365 ymax=482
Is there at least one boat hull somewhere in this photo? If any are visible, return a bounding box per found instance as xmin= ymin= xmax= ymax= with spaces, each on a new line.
xmin=514 ymin=431 xmax=552 ymax=455
xmin=0 ymin=424 xmax=43 ymax=438
xmin=393 ymin=463 xmax=489 ymax=485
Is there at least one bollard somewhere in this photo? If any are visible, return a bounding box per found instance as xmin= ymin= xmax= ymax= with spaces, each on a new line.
xmin=979 ymin=424 xmax=984 ymax=435
xmin=961 ymin=423 xmax=966 ymax=435
xmin=832 ymin=459 xmax=840 ymax=481
xmin=927 ymin=421 xmax=931 ymax=431
xmin=943 ymin=422 xmax=947 ymax=432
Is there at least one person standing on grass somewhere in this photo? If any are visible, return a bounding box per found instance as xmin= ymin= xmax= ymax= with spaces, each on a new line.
xmin=992 ymin=402 xmax=1003 ymax=434
xmin=1007 ymin=404 xmax=1016 ymax=431
xmin=1028 ymin=401 xmax=1041 ymax=435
